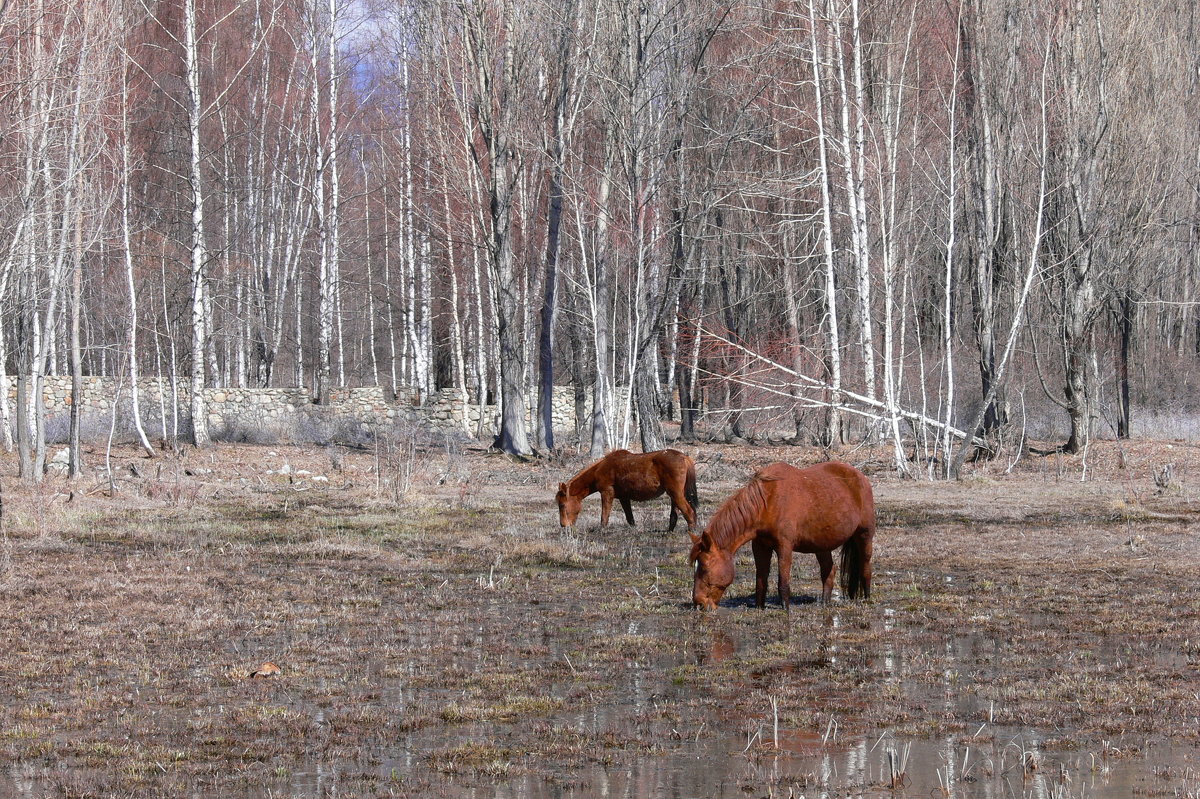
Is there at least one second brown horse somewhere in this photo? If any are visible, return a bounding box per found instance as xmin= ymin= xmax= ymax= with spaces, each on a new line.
xmin=556 ymin=449 xmax=699 ymax=532
xmin=691 ymin=461 xmax=875 ymax=611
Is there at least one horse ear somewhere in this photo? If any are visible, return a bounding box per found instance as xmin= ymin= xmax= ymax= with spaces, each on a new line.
xmin=558 ymin=482 xmax=567 ymax=493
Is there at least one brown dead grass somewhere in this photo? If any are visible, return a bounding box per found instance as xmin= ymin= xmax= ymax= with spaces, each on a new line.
xmin=0 ymin=439 xmax=1194 ymax=796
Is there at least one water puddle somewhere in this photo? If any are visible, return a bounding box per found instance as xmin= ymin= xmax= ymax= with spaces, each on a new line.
xmin=493 ymin=732 xmax=1200 ymax=798
xmin=261 ymin=605 xmax=1199 ymax=799
xmin=3 ymin=556 xmax=1195 ymax=798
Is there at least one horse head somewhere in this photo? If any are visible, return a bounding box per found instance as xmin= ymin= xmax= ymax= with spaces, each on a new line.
xmin=556 ymin=482 xmax=581 ymax=528
xmin=690 ymin=532 xmax=734 ymax=610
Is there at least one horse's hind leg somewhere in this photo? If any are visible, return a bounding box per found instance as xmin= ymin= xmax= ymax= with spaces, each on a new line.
xmin=858 ymin=529 xmax=874 ymax=599
xmin=665 ymin=481 xmax=697 ymax=532
xmin=816 ymin=550 xmax=835 ymax=603
xmin=752 ymin=539 xmax=772 ymax=609
xmin=839 ymin=525 xmax=874 ymax=599
xmin=668 ymin=504 xmax=678 ymax=531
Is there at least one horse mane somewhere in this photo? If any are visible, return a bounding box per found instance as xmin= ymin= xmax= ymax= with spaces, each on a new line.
xmin=703 ymin=472 xmax=772 ymax=551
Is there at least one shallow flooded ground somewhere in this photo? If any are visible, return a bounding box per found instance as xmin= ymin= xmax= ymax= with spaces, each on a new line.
xmin=0 ymin=440 xmax=1196 ymax=797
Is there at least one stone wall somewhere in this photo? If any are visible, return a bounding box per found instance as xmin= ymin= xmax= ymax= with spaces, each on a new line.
xmin=11 ymin=376 xmax=623 ymax=440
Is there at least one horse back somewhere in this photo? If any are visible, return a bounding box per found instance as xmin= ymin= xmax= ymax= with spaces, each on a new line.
xmin=611 ymin=449 xmax=691 ymax=500
xmin=760 ymin=461 xmax=874 ymax=550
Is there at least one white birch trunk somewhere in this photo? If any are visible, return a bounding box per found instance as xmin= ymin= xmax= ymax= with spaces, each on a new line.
xmin=880 ymin=12 xmax=916 ymax=475
xmin=311 ymin=2 xmax=332 ymax=402
xmin=185 ymin=0 xmax=210 ymax=445
xmin=809 ymin=0 xmax=843 ymax=446
xmin=940 ymin=23 xmax=963 ymax=476
xmin=849 ymin=0 xmax=875 ymax=399
xmin=327 ymin=0 xmax=344 ymax=388
xmin=831 ymin=1 xmax=874 ymax=401
xmin=364 ymin=160 xmax=380 ymax=383
xmin=588 ymin=146 xmax=614 ymax=456
xmin=382 ymin=183 xmax=399 ymax=392
xmin=442 ymin=172 xmax=470 ymax=432
xmin=122 ymin=75 xmax=154 ymax=456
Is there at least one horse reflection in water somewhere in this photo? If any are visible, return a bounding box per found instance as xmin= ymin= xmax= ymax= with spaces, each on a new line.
xmin=556 ymin=449 xmax=699 ymax=532
xmin=690 ymin=461 xmax=875 ymax=611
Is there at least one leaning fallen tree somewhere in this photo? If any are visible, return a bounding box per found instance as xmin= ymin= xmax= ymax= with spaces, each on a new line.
xmin=695 ymin=327 xmax=984 ymax=470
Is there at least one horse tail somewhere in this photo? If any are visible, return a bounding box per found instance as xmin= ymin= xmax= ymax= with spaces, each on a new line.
xmin=840 ymin=529 xmax=871 ymax=600
xmin=685 ymin=461 xmax=699 ymax=515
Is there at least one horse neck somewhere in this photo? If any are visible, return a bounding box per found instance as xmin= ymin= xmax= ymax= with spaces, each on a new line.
xmin=710 ymin=523 xmax=757 ymax=555
xmin=567 ymin=466 xmax=600 ymax=498
xmin=706 ymin=484 xmax=765 ymax=554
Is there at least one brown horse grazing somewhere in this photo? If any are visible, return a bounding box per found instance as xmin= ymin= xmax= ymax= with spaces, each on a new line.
xmin=556 ymin=449 xmax=699 ymax=532
xmin=690 ymin=461 xmax=874 ymax=611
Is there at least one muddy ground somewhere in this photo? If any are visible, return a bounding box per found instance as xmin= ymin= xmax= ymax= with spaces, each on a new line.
xmin=0 ymin=438 xmax=1197 ymax=798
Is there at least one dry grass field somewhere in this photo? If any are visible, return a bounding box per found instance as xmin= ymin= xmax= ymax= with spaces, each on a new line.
xmin=0 ymin=438 xmax=1197 ymax=797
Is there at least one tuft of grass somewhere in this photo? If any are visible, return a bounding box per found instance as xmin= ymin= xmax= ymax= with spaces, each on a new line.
xmin=429 ymin=742 xmax=516 ymax=777
xmin=282 ymin=535 xmax=394 ymax=561
xmin=439 ymin=695 xmax=564 ymax=724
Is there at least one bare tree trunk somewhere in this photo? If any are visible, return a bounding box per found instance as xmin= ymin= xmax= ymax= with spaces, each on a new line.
xmin=0 ymin=326 xmax=13 ymax=453
xmin=536 ymin=155 xmax=564 ymax=452
xmin=1115 ymin=290 xmax=1134 ymax=438
xmin=15 ymin=348 xmax=30 ymax=479
xmin=714 ymin=211 xmax=747 ymax=442
xmin=940 ymin=18 xmax=963 ymax=474
xmin=962 ymin=1 xmax=1011 ymax=436
xmin=535 ymin=1 xmax=577 ymax=453
xmin=1062 ymin=261 xmax=1096 ymax=454
xmin=15 ymin=242 xmax=32 ymax=477
xmin=327 ymin=0 xmax=343 ymax=388
xmin=1058 ymin=0 xmax=1110 ymax=455
xmin=949 ymin=41 xmax=1052 ymax=477
xmin=381 ymin=183 xmax=398 ymax=393
xmin=121 ymin=73 xmax=154 ymax=456
xmin=781 ymin=246 xmax=809 ymax=443
xmin=809 ymin=0 xmax=843 ymax=447
xmin=832 ymin=0 xmax=875 ymax=401
xmin=419 ymin=166 xmax=434 ymax=397
xmin=459 ymin=0 xmax=533 ymax=457
xmin=185 ymin=0 xmax=210 ymax=445
xmin=68 ymin=201 xmax=83 ymax=477
xmin=878 ymin=16 xmax=916 ymax=475
xmin=363 ymin=155 xmax=380 ymax=384
xmin=400 ymin=58 xmax=432 ymax=400
xmin=428 ymin=171 xmax=465 ymax=430
xmin=679 ymin=247 xmax=706 ymax=443
xmin=588 ymin=137 xmax=615 ymax=456
xmin=311 ymin=10 xmax=332 ymax=404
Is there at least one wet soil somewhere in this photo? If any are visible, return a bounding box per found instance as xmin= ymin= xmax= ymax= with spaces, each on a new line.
xmin=0 ymin=440 xmax=1197 ymax=797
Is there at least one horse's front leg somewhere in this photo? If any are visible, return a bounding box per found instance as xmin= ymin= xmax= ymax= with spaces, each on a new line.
xmin=599 ymin=488 xmax=615 ymax=527
xmin=816 ymin=550 xmax=836 ymax=603
xmin=619 ymin=497 xmax=636 ymax=527
xmin=751 ymin=540 xmax=772 ymax=609
xmin=776 ymin=548 xmax=794 ymax=611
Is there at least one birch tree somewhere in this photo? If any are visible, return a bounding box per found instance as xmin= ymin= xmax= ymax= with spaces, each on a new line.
xmin=456 ymin=0 xmax=534 ymax=456
xmin=120 ymin=63 xmax=156 ymax=456
xmin=184 ymin=0 xmax=212 ymax=445
xmin=534 ymin=0 xmax=586 ymax=453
